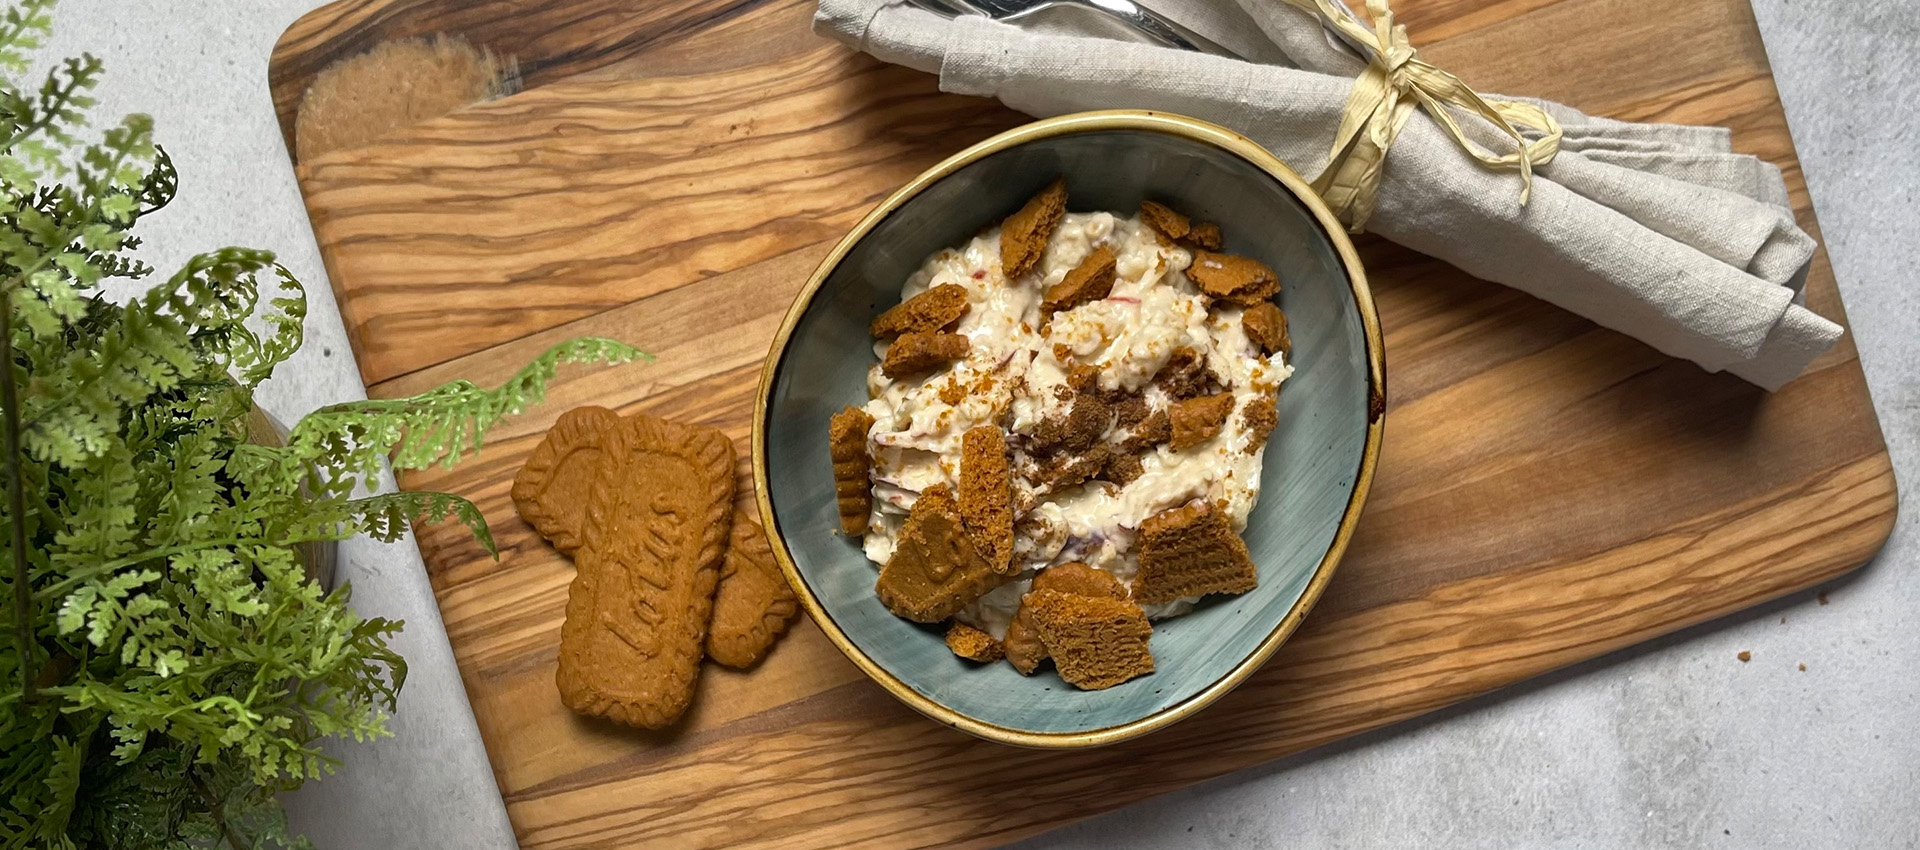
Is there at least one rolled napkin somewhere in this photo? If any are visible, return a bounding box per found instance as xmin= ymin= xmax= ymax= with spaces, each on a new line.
xmin=815 ymin=0 xmax=1842 ymax=389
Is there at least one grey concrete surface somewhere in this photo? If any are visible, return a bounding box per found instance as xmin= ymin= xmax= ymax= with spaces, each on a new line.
xmin=41 ymin=0 xmax=1915 ymax=847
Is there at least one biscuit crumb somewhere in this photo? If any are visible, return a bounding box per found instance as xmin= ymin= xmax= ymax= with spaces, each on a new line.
xmin=1241 ymin=394 xmax=1278 ymax=453
xmin=882 ymin=331 xmax=970 ymax=379
xmin=1116 ymin=409 xmax=1171 ymax=453
xmin=1181 ymin=221 xmax=1223 ymax=251
xmin=1737 ymin=651 xmax=1751 ymax=662
xmin=1139 ymin=200 xmax=1191 ymax=242
xmin=1818 ymin=592 xmax=1829 ymax=605
xmin=1242 ymin=302 xmax=1291 ymax=358
xmin=1102 ymin=451 xmax=1145 ymax=486
xmin=1133 ymin=501 xmax=1258 ymax=604
xmin=1004 ymin=563 xmax=1127 ymax=674
xmin=960 ymin=426 xmax=1015 ymax=574
xmin=871 ymin=283 xmax=971 ymax=339
xmin=1798 ymin=662 xmax=1807 ymax=671
xmin=1043 ymin=245 xmax=1116 ymax=317
xmin=938 ymin=379 xmax=967 ymax=405
xmin=828 ymin=406 xmax=876 ymax=535
xmin=946 ymin=622 xmax=1004 ymax=662
xmin=1032 ymin=389 xmax=1111 ymax=454
xmin=1188 ymin=251 xmax=1279 ymax=306
xmin=1154 ymin=346 xmax=1219 ymax=399
xmin=1001 ymin=177 xmax=1068 ymax=279
xmin=875 ymin=485 xmax=1005 ymax=622
xmin=1034 ymin=444 xmax=1109 ymax=492
xmin=1027 ymin=590 xmax=1155 ymax=689
xmin=1169 ymin=393 xmax=1234 ymax=450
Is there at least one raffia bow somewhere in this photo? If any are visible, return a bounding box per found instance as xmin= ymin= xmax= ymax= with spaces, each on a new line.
xmin=1278 ymin=0 xmax=1563 ymax=232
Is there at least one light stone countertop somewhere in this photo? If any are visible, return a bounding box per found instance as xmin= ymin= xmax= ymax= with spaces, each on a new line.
xmin=45 ymin=1 xmax=1917 ymax=847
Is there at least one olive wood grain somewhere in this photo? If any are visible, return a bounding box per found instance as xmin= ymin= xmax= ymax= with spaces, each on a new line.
xmin=268 ymin=0 xmax=1898 ymax=845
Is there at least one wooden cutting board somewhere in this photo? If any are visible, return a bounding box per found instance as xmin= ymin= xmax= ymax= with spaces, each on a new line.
xmin=269 ymin=0 xmax=1898 ymax=847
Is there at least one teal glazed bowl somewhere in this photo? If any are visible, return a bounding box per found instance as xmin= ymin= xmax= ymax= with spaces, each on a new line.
xmin=753 ymin=110 xmax=1384 ymax=748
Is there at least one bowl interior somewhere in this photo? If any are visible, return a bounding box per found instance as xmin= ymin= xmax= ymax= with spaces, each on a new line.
xmin=762 ymin=126 xmax=1373 ymax=741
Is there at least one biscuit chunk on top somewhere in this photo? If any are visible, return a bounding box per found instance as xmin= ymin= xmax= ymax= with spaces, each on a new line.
xmin=1169 ymin=392 xmax=1234 ymax=451
xmin=881 ymin=331 xmax=970 ymax=379
xmin=1003 ymin=563 xmax=1129 ymax=675
xmin=959 ymin=425 xmax=1015 ymax=574
xmin=1001 ymin=177 xmax=1069 ymax=279
xmin=1027 ymin=590 xmax=1156 ymax=689
xmin=1241 ymin=301 xmax=1291 ymax=358
xmin=1188 ymin=251 xmax=1279 ymax=306
xmin=871 ymin=283 xmax=971 ymax=339
xmin=945 ymin=622 xmax=1005 ymax=662
xmin=828 ymin=406 xmax=875 ymax=535
xmin=875 ymin=485 xmax=1005 ymax=622
xmin=1132 ymin=501 xmax=1258 ymax=605
xmin=1041 ymin=244 xmax=1116 ymax=318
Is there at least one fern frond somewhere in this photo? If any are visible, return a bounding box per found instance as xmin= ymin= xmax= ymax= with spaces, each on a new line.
xmin=344 ymin=490 xmax=495 ymax=555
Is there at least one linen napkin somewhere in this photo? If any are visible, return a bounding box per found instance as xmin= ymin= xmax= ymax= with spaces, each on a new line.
xmin=814 ymin=0 xmax=1842 ymax=390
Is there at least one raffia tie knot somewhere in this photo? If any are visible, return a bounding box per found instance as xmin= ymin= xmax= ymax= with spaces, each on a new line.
xmin=1283 ymin=0 xmax=1564 ymax=232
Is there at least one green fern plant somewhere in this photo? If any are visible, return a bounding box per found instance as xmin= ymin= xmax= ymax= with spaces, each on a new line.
xmin=0 ymin=2 xmax=642 ymax=846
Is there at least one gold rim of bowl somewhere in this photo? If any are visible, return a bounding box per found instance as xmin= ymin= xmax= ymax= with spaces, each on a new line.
xmin=753 ymin=109 xmax=1386 ymax=749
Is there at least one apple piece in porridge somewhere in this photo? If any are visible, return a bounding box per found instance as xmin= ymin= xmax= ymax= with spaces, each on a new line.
xmin=871 ymin=282 xmax=971 ymax=339
xmin=1169 ymin=393 xmax=1234 ymax=451
xmin=1000 ymin=177 xmax=1069 ymax=279
xmin=960 ymin=425 xmax=1015 ymax=574
xmin=875 ymin=484 xmax=1006 ymax=622
xmin=1027 ymin=590 xmax=1156 ymax=690
xmin=1188 ymin=250 xmax=1280 ymax=306
xmin=945 ymin=622 xmax=1004 ymax=663
xmin=1132 ymin=501 xmax=1258 ymax=605
xmin=1242 ymin=301 xmax=1292 ymax=357
xmin=881 ymin=331 xmax=970 ymax=379
xmin=1004 ymin=563 xmax=1128 ymax=675
xmin=829 ymin=406 xmax=875 ymax=535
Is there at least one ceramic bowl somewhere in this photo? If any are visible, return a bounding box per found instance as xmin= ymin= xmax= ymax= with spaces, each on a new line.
xmin=754 ymin=110 xmax=1383 ymax=747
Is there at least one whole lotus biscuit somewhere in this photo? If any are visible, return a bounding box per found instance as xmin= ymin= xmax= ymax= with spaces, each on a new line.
xmin=1003 ymin=563 xmax=1126 ymax=675
xmin=1027 ymin=589 xmax=1156 ymax=690
xmin=706 ymin=507 xmax=799 ymax=669
xmin=1001 ymin=177 xmax=1068 ymax=279
xmin=881 ymin=331 xmax=970 ymax=379
xmin=1188 ymin=251 xmax=1279 ymax=306
xmin=828 ymin=406 xmax=875 ymax=535
xmin=1139 ymin=200 xmax=1191 ymax=242
xmin=871 ymin=283 xmax=971 ymax=339
xmin=1132 ymin=501 xmax=1258 ymax=605
xmin=875 ymin=485 xmax=1006 ymax=622
xmin=514 ymin=408 xmax=736 ymax=729
xmin=960 ymin=426 xmax=1015 ymax=574
xmin=945 ymin=622 xmax=1005 ymax=662
xmin=1242 ymin=302 xmax=1291 ymax=358
xmin=1041 ymin=245 xmax=1116 ymax=318
xmin=1169 ymin=393 xmax=1235 ymax=451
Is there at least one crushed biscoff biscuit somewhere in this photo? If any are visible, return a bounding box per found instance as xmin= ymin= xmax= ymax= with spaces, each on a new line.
xmin=872 ymin=283 xmax=972 ymax=339
xmin=1000 ymin=178 xmax=1069 ymax=279
xmin=946 ymin=621 xmax=1005 ymax=662
xmin=881 ymin=331 xmax=970 ymax=379
xmin=1132 ymin=501 xmax=1258 ymax=605
xmin=1241 ymin=301 xmax=1291 ymax=357
xmin=1027 ymin=590 xmax=1156 ymax=689
xmin=1188 ymin=250 xmax=1280 ymax=306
